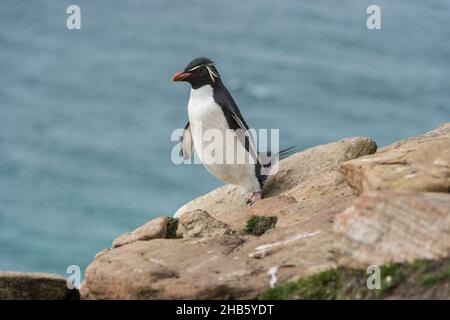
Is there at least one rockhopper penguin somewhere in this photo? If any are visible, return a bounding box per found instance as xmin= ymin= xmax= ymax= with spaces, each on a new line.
xmin=172 ymin=57 xmax=293 ymax=204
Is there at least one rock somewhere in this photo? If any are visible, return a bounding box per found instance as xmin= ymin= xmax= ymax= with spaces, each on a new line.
xmin=81 ymin=235 xmax=250 ymax=299
xmin=81 ymin=136 xmax=377 ymax=299
xmin=341 ymin=122 xmax=450 ymax=195
xmin=0 ymin=272 xmax=77 ymax=300
xmin=175 ymin=137 xmax=377 ymax=218
xmin=334 ymin=191 xmax=450 ymax=268
xmin=214 ymin=196 xmax=297 ymax=231
xmin=262 ymin=137 xmax=377 ymax=199
xmin=174 ymin=184 xmax=244 ymax=219
xmin=112 ymin=216 xmax=168 ymax=248
xmin=94 ymin=248 xmax=111 ymax=259
xmin=176 ymin=210 xmax=231 ymax=238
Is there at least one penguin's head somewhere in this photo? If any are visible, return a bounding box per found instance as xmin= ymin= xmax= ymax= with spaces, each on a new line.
xmin=172 ymin=57 xmax=220 ymax=89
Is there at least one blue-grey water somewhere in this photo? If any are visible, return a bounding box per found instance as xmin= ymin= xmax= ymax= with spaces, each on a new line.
xmin=1 ymin=0 xmax=449 ymax=276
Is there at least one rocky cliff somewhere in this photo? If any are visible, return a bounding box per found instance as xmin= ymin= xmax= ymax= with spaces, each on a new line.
xmin=0 ymin=272 xmax=79 ymax=300
xmin=78 ymin=122 xmax=450 ymax=300
xmin=2 ymin=124 xmax=448 ymax=300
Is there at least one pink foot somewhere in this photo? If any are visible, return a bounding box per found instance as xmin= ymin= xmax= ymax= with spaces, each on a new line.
xmin=246 ymin=191 xmax=262 ymax=205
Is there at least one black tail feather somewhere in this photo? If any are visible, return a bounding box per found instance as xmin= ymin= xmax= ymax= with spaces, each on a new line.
xmin=256 ymin=146 xmax=297 ymax=188
xmin=278 ymin=146 xmax=296 ymax=160
xmin=258 ymin=146 xmax=296 ymax=169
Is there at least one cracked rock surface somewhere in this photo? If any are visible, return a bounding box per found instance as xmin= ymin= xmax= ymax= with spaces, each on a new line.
xmin=80 ymin=125 xmax=450 ymax=299
xmin=0 ymin=272 xmax=78 ymax=300
xmin=340 ymin=123 xmax=450 ymax=194
xmin=81 ymin=137 xmax=377 ymax=299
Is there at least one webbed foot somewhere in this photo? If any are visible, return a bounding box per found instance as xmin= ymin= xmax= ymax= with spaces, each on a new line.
xmin=246 ymin=191 xmax=262 ymax=205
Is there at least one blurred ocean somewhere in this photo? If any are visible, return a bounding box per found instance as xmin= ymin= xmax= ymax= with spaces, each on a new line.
xmin=0 ymin=0 xmax=449 ymax=276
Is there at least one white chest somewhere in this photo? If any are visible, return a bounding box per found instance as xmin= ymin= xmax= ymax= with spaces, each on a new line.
xmin=187 ymin=85 xmax=227 ymax=129
xmin=187 ymin=85 xmax=229 ymax=154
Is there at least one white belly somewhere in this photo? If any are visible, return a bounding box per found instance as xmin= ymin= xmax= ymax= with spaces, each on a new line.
xmin=187 ymin=85 xmax=260 ymax=194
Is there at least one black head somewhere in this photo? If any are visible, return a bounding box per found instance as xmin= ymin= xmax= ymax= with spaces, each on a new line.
xmin=172 ymin=57 xmax=221 ymax=89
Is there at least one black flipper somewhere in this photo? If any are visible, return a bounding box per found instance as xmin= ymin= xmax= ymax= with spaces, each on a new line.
xmin=179 ymin=121 xmax=194 ymax=160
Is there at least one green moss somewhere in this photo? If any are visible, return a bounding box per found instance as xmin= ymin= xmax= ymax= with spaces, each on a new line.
xmin=421 ymin=264 xmax=450 ymax=287
xmin=135 ymin=288 xmax=162 ymax=299
xmin=410 ymin=259 xmax=432 ymax=272
xmin=244 ymin=215 xmax=277 ymax=236
xmin=166 ymin=217 xmax=179 ymax=239
xmin=258 ymin=258 xmax=450 ymax=300
xmin=258 ymin=280 xmax=306 ymax=300
xmin=377 ymin=259 xmax=433 ymax=294
xmin=259 ymin=268 xmax=348 ymax=300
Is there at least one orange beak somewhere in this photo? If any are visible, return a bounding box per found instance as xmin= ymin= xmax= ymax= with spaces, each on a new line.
xmin=172 ymin=71 xmax=191 ymax=82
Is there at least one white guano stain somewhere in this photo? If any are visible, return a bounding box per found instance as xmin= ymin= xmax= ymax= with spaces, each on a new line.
xmin=186 ymin=255 xmax=219 ymax=272
xmin=150 ymin=257 xmax=166 ymax=266
xmin=433 ymin=158 xmax=448 ymax=167
xmin=249 ymin=231 xmax=321 ymax=258
xmin=268 ymin=266 xmax=279 ymax=288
